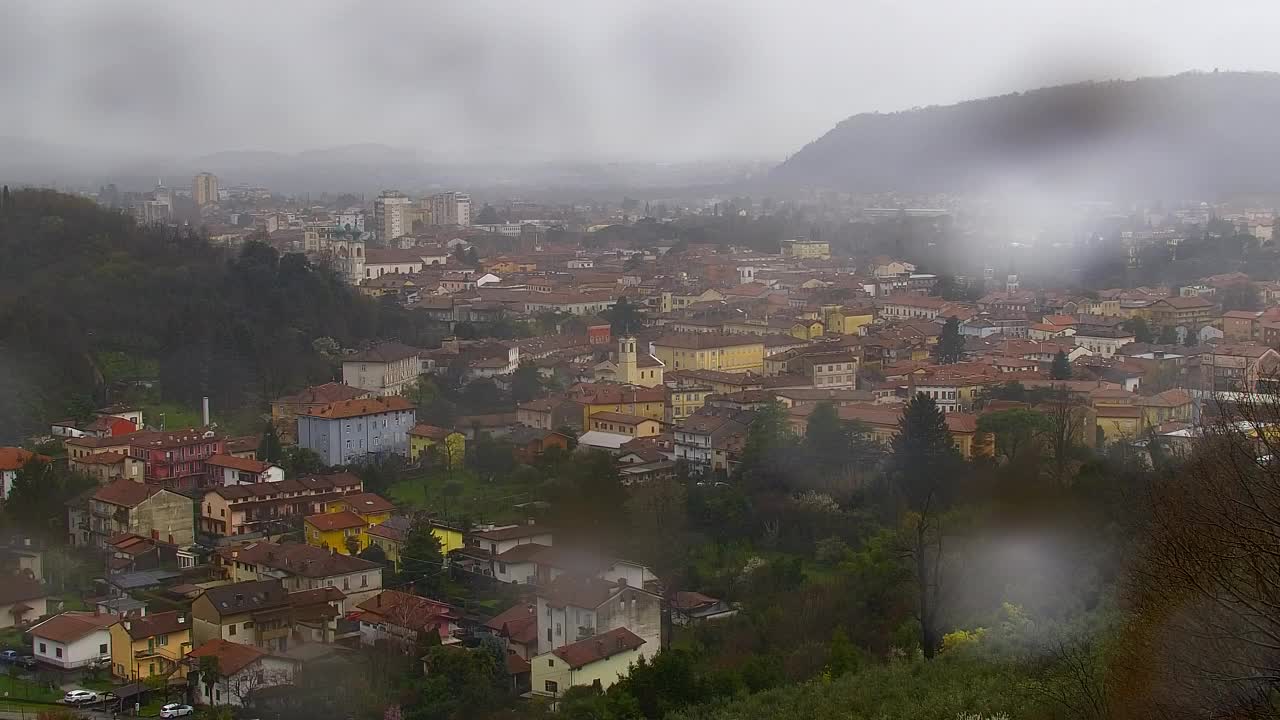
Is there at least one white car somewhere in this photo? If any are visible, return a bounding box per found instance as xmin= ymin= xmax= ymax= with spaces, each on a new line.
xmin=160 ymin=704 xmax=194 ymax=718
xmin=63 ymin=690 xmax=98 ymax=704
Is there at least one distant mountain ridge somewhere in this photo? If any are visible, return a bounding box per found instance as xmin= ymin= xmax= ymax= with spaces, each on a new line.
xmin=770 ymin=71 xmax=1280 ymax=198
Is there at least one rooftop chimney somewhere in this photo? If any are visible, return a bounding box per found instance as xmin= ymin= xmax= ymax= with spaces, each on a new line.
xmin=202 ymin=397 xmax=210 ymax=427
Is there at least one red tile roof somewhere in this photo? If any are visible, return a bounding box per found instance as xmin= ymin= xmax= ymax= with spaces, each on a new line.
xmin=552 ymin=627 xmax=645 ymax=669
xmin=0 ymin=448 xmax=51 ymax=471
xmin=339 ymin=493 xmax=396 ymax=514
xmin=206 ymin=454 xmax=273 ymax=473
xmin=304 ymin=511 xmax=365 ymax=532
xmin=301 ymin=396 xmax=415 ymax=420
xmin=92 ymin=478 xmax=164 ymax=508
xmin=484 ymin=604 xmax=538 ymax=646
xmin=31 ymin=612 xmax=116 ymax=643
xmin=187 ymin=639 xmax=271 ymax=675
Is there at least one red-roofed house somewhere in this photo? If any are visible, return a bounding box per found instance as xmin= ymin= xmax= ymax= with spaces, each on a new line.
xmin=530 ymin=627 xmax=647 ymax=698
xmin=0 ymin=448 xmax=52 ymax=500
xmin=186 ymin=639 xmax=298 ymax=707
xmin=207 ymin=455 xmax=284 ymax=486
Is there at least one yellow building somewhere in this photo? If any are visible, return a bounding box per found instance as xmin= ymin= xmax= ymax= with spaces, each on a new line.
xmin=367 ymin=517 xmax=463 ymax=571
xmin=109 ymin=611 xmax=192 ymax=682
xmin=668 ymin=385 xmax=714 ymax=421
xmin=823 ymin=306 xmax=875 ymax=335
xmin=588 ymin=412 xmax=662 ymax=437
xmin=570 ymin=384 xmax=668 ymax=429
xmin=594 ymin=336 xmax=665 ymax=387
xmin=408 ymin=424 xmax=466 ymax=466
xmin=530 ymin=628 xmax=648 ymax=699
xmin=304 ymin=492 xmax=396 ymax=555
xmin=781 ymin=238 xmax=831 ymax=260
xmin=652 ymin=333 xmax=765 ymax=373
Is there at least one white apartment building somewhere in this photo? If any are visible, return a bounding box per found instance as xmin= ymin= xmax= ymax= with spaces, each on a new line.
xmin=374 ymin=191 xmax=413 ymax=241
xmin=429 ymin=192 xmax=472 ymax=227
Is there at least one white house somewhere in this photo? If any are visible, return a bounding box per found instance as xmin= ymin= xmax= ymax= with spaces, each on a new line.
xmin=206 ymin=455 xmax=284 ymax=486
xmin=30 ymin=612 xmax=115 ymax=669
xmin=187 ymin=639 xmax=298 ymax=707
xmin=0 ymin=576 xmax=50 ymax=629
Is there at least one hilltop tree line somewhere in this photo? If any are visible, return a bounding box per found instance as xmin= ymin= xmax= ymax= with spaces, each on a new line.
xmin=0 ymin=189 xmax=436 ymax=442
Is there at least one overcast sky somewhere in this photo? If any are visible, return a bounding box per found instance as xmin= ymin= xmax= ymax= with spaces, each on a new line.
xmin=3 ymin=0 xmax=1278 ymax=164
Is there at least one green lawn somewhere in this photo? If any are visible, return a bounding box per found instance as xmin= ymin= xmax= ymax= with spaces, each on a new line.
xmin=142 ymin=403 xmax=202 ymax=431
xmin=388 ymin=467 xmax=535 ymax=525
xmin=0 ymin=673 xmax=63 ymax=703
xmin=0 ymin=628 xmax=25 ymax=651
xmin=59 ymin=592 xmax=87 ymax=611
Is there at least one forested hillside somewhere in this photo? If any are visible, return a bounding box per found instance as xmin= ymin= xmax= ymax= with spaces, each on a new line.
xmin=772 ymin=71 xmax=1280 ymax=196
xmin=0 ymin=189 xmax=432 ymax=442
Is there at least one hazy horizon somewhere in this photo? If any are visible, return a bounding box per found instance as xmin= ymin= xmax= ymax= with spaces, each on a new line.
xmin=8 ymin=1 xmax=1280 ymax=167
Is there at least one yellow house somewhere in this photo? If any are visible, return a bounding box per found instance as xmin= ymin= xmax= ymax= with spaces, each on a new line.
xmin=789 ymin=320 xmax=824 ymax=340
xmin=588 ymin=412 xmax=662 ymax=437
xmin=367 ymin=517 xmax=464 ymax=571
xmin=408 ymin=424 xmax=466 ymax=466
xmin=824 ymin=306 xmax=875 ymax=336
xmin=570 ymin=384 xmax=668 ymax=429
xmin=668 ymin=386 xmax=714 ymax=421
xmin=305 ymin=492 xmax=396 ymax=555
xmin=109 ymin=611 xmax=192 ymax=682
xmin=530 ymin=628 xmax=648 ymax=699
xmin=1135 ymin=389 xmax=1194 ymax=429
xmin=652 ymin=333 xmax=765 ymax=373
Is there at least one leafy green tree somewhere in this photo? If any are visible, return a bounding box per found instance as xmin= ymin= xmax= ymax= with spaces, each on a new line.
xmin=1156 ymin=324 xmax=1179 ymax=346
xmin=257 ymin=421 xmax=283 ymax=464
xmin=933 ymin=317 xmax=965 ymax=364
xmin=5 ymin=459 xmax=94 ymax=541
xmin=1219 ymin=283 xmax=1261 ymax=311
xmin=474 ymin=204 xmax=500 ymax=225
xmin=411 ymin=645 xmax=501 ymax=720
xmin=400 ymin=521 xmax=444 ymax=597
xmin=357 ymin=541 xmax=388 ymax=567
xmin=511 ymin=362 xmax=543 ymax=404
xmin=604 ymin=296 xmax=643 ymax=336
xmin=827 ymin=626 xmax=861 ymax=677
xmin=736 ymin=401 xmax=796 ymax=492
xmin=281 ymin=446 xmax=325 ymax=476
xmin=1121 ymin=317 xmax=1152 ymax=344
xmin=888 ymin=393 xmax=962 ymax=659
xmin=1051 ymin=350 xmax=1072 ymax=380
xmin=976 ymin=408 xmax=1051 ymax=465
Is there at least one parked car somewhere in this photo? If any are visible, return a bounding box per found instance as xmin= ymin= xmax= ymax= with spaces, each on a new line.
xmin=63 ymin=690 xmax=98 ymax=704
xmin=0 ymin=650 xmax=17 ymax=663
xmin=160 ymin=704 xmax=194 ymax=718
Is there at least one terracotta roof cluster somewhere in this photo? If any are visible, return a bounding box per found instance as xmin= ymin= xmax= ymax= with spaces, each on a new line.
xmin=206 ymin=454 xmax=274 ymax=473
xmin=0 ymin=575 xmax=47 ymax=606
xmin=338 ymin=493 xmax=396 ymax=514
xmin=276 ymin=382 xmax=371 ymax=407
xmin=219 ymin=540 xmax=379 ymax=578
xmin=484 ymin=604 xmax=539 ymax=646
xmin=408 ymin=424 xmax=453 ymax=440
xmin=356 ymin=590 xmax=458 ymax=634
xmin=0 ymin=448 xmax=51 ymax=471
xmin=302 ymin=396 xmax=416 ymax=420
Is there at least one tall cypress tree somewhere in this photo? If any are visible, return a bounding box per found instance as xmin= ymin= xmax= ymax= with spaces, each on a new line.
xmin=258 ymin=421 xmax=283 ymax=464
xmin=1050 ymin=350 xmax=1072 ymax=380
xmin=888 ymin=392 xmax=961 ymax=659
xmin=933 ymin=316 xmax=965 ymax=364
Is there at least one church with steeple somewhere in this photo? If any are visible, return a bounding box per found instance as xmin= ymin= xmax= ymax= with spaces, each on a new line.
xmin=592 ymin=335 xmax=665 ymax=387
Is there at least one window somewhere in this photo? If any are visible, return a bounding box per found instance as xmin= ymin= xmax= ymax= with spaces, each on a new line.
xmin=547 ymin=659 xmax=554 ymax=667
xmin=99 ymin=643 xmax=108 ymax=654
xmin=555 ymin=623 xmax=562 ymax=637
xmin=545 ymin=680 xmax=558 ymax=694
xmin=361 ymin=574 xmax=368 ymax=588
xmin=343 ymin=577 xmax=350 ymax=591
xmin=38 ymin=643 xmax=45 ymax=654
xmin=55 ymin=647 xmax=62 ymax=658
xmin=498 ymin=562 xmax=507 ymax=574
xmin=546 ymin=628 xmax=552 ymax=642
xmin=157 ymin=635 xmax=167 ymax=646
xmin=228 ymin=624 xmax=236 ymax=636
xmin=244 ymin=621 xmax=254 ymax=629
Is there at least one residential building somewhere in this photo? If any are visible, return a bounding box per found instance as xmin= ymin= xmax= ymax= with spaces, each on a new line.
xmin=408 ymin=424 xmax=465 ymax=466
xmin=1135 ymin=389 xmax=1195 ymax=429
xmin=652 ymin=333 xmax=765 ymax=373
xmin=186 ymin=639 xmax=298 ymax=707
xmin=85 ymin=479 xmax=194 ymax=550
xmin=530 ymin=627 xmax=647 ymax=699
xmin=534 ymin=573 xmax=662 ymax=656
xmin=1221 ymin=310 xmax=1263 ymax=342
xmin=207 ymin=455 xmax=284 ymax=485
xmin=506 ymin=427 xmax=573 ymax=463
xmin=374 ymin=191 xmax=413 ymax=241
xmin=193 ymin=173 xmax=219 ymax=206
xmin=673 ymin=407 xmax=754 ymax=474
xmin=780 ymin=238 xmax=831 ymax=260
xmin=485 ymin=603 xmax=539 ymax=661
xmin=0 ymin=575 xmax=49 ymax=629
xmin=297 ymin=396 xmax=417 ymax=466
xmin=587 ymin=412 xmax=662 ymax=438
xmin=1148 ymin=296 xmax=1217 ymax=330
xmin=199 ymin=473 xmax=363 ymax=537
xmin=517 ymin=398 xmax=578 ymax=430
xmin=30 ymin=612 xmax=115 ymax=669
xmin=568 ymin=383 xmax=667 ymax=430
xmin=0 ymin=448 xmax=51 ymax=499
xmin=799 ymin=403 xmax=993 ymax=459
xmin=341 ymin=342 xmax=421 ymax=396
xmin=363 ymin=248 xmax=430 ymax=279
xmin=355 ymin=590 xmax=461 ymax=648
xmin=1072 ymin=327 xmax=1136 ymax=358
xmin=302 ymin=492 xmax=395 ymax=555
xmin=215 ymin=541 xmax=382 ymax=610
xmin=1201 ymin=344 xmax=1280 ymax=392
xmin=878 ymin=295 xmax=951 ymax=321
xmin=429 ymin=191 xmax=472 ymax=227
xmin=68 ymin=451 xmax=145 ymax=485
xmin=271 ymin=383 xmax=373 ymax=424
xmin=108 ymin=611 xmax=191 ymax=682
xmin=366 ymin=517 xmax=463 ymax=571
xmin=191 ymin=580 xmax=289 ymax=649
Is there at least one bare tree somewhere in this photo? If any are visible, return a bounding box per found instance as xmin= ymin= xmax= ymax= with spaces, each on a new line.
xmin=1043 ymin=385 xmax=1088 ymax=487
xmin=1113 ymin=388 xmax=1280 ymax=719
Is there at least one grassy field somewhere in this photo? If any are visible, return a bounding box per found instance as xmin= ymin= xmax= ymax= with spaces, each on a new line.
xmin=388 ymin=467 xmax=534 ymax=525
